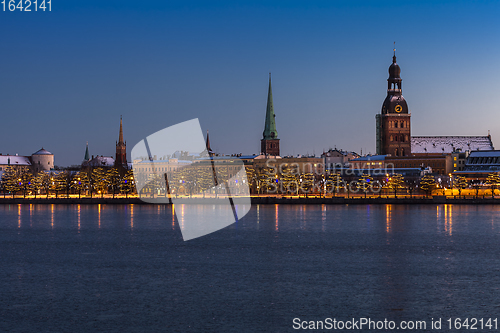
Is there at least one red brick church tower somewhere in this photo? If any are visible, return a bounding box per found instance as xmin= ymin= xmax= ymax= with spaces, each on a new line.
xmin=376 ymin=46 xmax=411 ymax=156
xmin=114 ymin=116 xmax=127 ymax=168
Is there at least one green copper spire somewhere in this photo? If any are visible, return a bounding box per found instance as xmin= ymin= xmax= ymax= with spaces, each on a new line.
xmin=262 ymin=73 xmax=278 ymax=140
xmin=84 ymin=142 xmax=90 ymax=161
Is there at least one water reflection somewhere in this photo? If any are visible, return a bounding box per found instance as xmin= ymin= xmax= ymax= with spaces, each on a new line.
xmin=77 ymin=204 xmax=81 ymax=231
xmin=50 ymin=204 xmax=54 ymax=229
xmin=130 ymin=204 xmax=134 ymax=229
xmin=385 ymin=204 xmax=392 ymax=233
xmin=97 ymin=204 xmax=101 ymax=228
xmin=18 ymin=204 xmax=21 ymax=229
xmin=4 ymin=203 xmax=500 ymax=238
xmin=4 ymin=203 xmax=500 ymax=332
xmin=30 ymin=204 xmax=33 ymax=227
xmin=179 ymin=204 xmax=185 ymax=230
xmin=275 ymin=204 xmax=279 ymax=231
xmin=171 ymin=204 xmax=175 ymax=230
xmin=444 ymin=204 xmax=453 ymax=236
xmin=321 ymin=204 xmax=326 ymax=232
xmin=256 ymin=205 xmax=260 ymax=230
xmin=437 ymin=205 xmax=453 ymax=236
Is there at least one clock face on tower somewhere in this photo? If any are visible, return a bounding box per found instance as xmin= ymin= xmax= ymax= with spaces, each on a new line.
xmin=395 ymin=105 xmax=402 ymax=113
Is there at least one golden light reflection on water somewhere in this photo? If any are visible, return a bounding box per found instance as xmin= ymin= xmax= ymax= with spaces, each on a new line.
xmin=256 ymin=205 xmax=260 ymax=230
xmin=436 ymin=205 xmax=440 ymax=232
xmin=77 ymin=204 xmax=81 ymax=231
xmin=18 ymin=204 xmax=21 ymax=229
xmin=275 ymin=204 xmax=279 ymax=231
xmin=179 ymin=204 xmax=185 ymax=230
xmin=386 ymin=204 xmax=392 ymax=233
xmin=172 ymin=204 xmax=175 ymax=229
xmin=98 ymin=204 xmax=101 ymax=229
xmin=50 ymin=204 xmax=54 ymax=228
xmin=29 ymin=204 xmax=33 ymax=227
xmin=444 ymin=204 xmax=452 ymax=236
xmin=130 ymin=204 xmax=134 ymax=229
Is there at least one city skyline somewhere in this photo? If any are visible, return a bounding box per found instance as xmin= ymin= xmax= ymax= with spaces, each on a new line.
xmin=1 ymin=0 xmax=499 ymax=166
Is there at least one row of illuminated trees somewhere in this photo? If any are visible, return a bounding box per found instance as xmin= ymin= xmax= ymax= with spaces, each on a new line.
xmin=245 ymin=166 xmax=500 ymax=198
xmin=3 ymin=163 xmax=500 ymax=198
xmin=0 ymin=166 xmax=136 ymax=198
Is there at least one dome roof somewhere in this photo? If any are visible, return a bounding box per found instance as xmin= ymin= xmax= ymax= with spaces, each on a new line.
xmin=33 ymin=148 xmax=53 ymax=155
xmin=389 ymin=55 xmax=401 ymax=78
xmin=382 ymin=94 xmax=408 ymax=114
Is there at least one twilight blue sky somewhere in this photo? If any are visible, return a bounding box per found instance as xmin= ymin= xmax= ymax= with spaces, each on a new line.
xmin=1 ymin=0 xmax=499 ymax=166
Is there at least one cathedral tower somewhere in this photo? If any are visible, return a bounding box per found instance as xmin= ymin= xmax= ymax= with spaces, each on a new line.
xmin=376 ymin=47 xmax=411 ymax=156
xmin=115 ymin=116 xmax=127 ymax=168
xmin=261 ymin=73 xmax=280 ymax=156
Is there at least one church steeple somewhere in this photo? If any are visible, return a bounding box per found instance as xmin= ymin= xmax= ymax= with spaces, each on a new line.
xmin=376 ymin=45 xmax=411 ymax=157
xmin=262 ymin=73 xmax=278 ymax=140
xmin=115 ymin=116 xmax=127 ymax=168
xmin=382 ymin=45 xmax=408 ymax=115
xmin=84 ymin=142 xmax=90 ymax=162
xmin=118 ymin=116 xmax=124 ymax=144
xmin=261 ymin=73 xmax=280 ymax=156
xmin=387 ymin=44 xmax=402 ymax=95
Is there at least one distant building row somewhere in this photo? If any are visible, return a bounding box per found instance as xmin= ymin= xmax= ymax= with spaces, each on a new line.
xmin=0 ymin=148 xmax=54 ymax=178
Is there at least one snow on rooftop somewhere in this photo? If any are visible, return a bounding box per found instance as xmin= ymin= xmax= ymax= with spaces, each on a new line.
xmin=84 ymin=156 xmax=115 ymax=167
xmin=351 ymin=155 xmax=387 ymax=161
xmin=411 ymin=136 xmax=494 ymax=154
xmin=0 ymin=155 xmax=31 ymax=166
xmin=33 ymin=148 xmax=53 ymax=155
xmin=467 ymin=150 xmax=500 ymax=158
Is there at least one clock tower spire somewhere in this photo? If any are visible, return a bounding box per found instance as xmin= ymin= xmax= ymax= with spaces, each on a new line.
xmin=376 ymin=46 xmax=411 ymax=157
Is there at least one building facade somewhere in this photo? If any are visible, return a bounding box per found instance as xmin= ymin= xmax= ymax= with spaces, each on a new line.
xmin=322 ymin=148 xmax=360 ymax=170
xmin=0 ymin=148 xmax=54 ymax=177
xmin=350 ymin=153 xmax=452 ymax=176
xmin=453 ymin=150 xmax=500 ymax=181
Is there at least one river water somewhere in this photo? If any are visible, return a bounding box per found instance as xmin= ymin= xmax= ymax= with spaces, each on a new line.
xmin=1 ymin=204 xmax=500 ymax=332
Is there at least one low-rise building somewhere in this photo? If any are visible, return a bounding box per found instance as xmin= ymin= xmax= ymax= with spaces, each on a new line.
xmin=453 ymin=150 xmax=500 ymax=181
xmin=322 ymin=148 xmax=360 ymax=170
xmin=254 ymin=155 xmax=324 ymax=174
xmin=350 ymin=153 xmax=452 ymax=176
xmin=0 ymin=148 xmax=54 ymax=178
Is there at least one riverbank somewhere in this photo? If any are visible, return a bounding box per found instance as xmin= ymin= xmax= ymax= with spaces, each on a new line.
xmin=0 ymin=196 xmax=499 ymax=205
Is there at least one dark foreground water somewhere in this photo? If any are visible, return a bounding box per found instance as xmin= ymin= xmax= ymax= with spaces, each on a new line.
xmin=1 ymin=204 xmax=500 ymax=332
